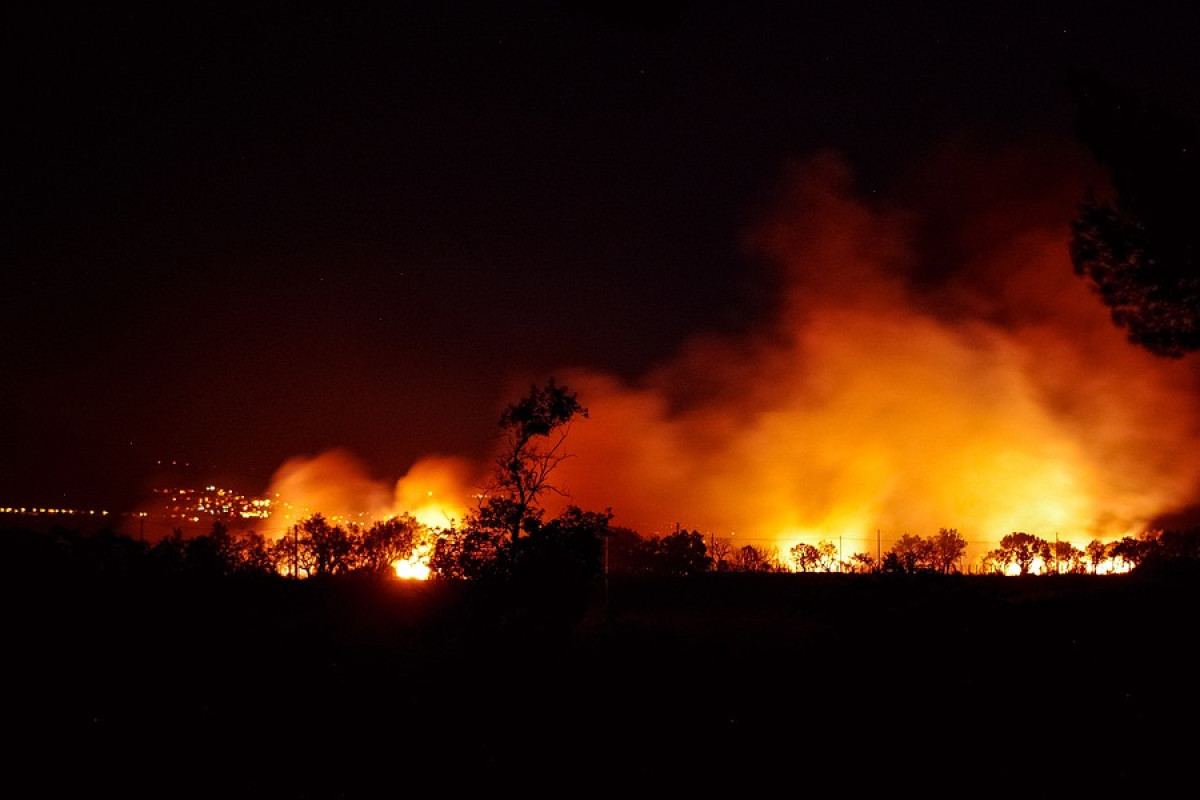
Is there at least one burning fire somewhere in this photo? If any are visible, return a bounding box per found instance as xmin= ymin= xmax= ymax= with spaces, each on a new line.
xmin=539 ymin=149 xmax=1200 ymax=564
xmin=258 ymin=147 xmax=1200 ymax=571
xmin=265 ymin=450 xmax=475 ymax=531
xmin=261 ymin=450 xmax=477 ymax=579
xmin=392 ymin=554 xmax=433 ymax=580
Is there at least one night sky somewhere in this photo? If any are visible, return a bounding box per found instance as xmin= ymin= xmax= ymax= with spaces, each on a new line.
xmin=5 ymin=2 xmax=1200 ymax=513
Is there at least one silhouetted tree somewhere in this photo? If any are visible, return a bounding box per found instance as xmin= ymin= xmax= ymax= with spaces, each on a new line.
xmin=513 ymin=506 xmax=608 ymax=593
xmin=300 ymin=514 xmax=356 ymax=575
xmin=484 ymin=378 xmax=588 ymax=544
xmin=1044 ymin=539 xmax=1086 ymax=575
xmin=890 ymin=533 xmax=934 ymax=574
xmin=357 ymin=514 xmax=423 ymax=574
xmin=789 ymin=542 xmax=821 ymax=572
xmin=429 ymin=522 xmax=509 ymax=580
xmin=997 ymin=532 xmax=1049 ymax=575
xmin=183 ymin=521 xmax=238 ymax=576
xmin=643 ymin=528 xmax=711 ymax=575
xmin=431 ymin=380 xmax=590 ymax=583
xmin=1147 ymin=527 xmax=1200 ymax=563
xmin=731 ymin=543 xmax=780 ymax=573
xmin=979 ymin=548 xmax=1007 ymax=575
xmin=930 ymin=528 xmax=968 ymax=574
xmin=1069 ymin=73 xmax=1200 ymax=357
xmin=231 ymin=530 xmax=275 ymax=575
xmin=1108 ymin=535 xmax=1153 ymax=571
xmin=816 ymin=540 xmax=839 ymax=572
xmin=707 ymin=535 xmax=733 ymax=571
xmin=1086 ymin=539 xmax=1109 ymax=574
xmin=603 ymin=525 xmax=649 ymax=574
xmin=270 ymin=522 xmax=322 ymax=577
xmin=450 ymin=505 xmax=612 ymax=632
xmin=847 ymin=552 xmax=876 ymax=574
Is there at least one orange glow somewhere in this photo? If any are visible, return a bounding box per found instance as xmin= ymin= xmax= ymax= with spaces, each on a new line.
xmin=392 ymin=555 xmax=432 ymax=580
xmin=536 ymin=150 xmax=1200 ymax=566
xmin=1001 ymin=558 xmax=1131 ymax=577
xmin=253 ymin=149 xmax=1199 ymax=569
xmin=391 ymin=456 xmax=475 ymax=531
xmin=259 ymin=449 xmax=479 ymax=583
xmin=265 ymin=448 xmax=393 ymax=531
xmin=262 ymin=450 xmax=477 ymax=533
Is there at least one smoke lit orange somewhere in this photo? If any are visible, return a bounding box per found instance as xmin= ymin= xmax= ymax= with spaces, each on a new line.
xmin=257 ymin=148 xmax=1200 ymax=571
xmin=542 ymin=150 xmax=1200 ymax=565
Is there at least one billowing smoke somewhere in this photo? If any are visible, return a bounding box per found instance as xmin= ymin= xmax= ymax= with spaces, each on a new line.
xmin=541 ymin=149 xmax=1200 ymax=562
xmin=264 ymin=147 xmax=1200 ymax=566
xmin=266 ymin=448 xmax=480 ymax=533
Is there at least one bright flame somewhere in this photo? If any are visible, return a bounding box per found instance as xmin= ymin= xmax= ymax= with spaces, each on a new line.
xmin=391 ymin=532 xmax=438 ymax=580
xmin=539 ymin=149 xmax=1200 ymax=564
xmin=392 ymin=456 xmax=475 ymax=530
xmin=255 ymin=147 xmax=1200 ymax=568
xmin=392 ymin=555 xmax=432 ymax=580
xmin=260 ymin=448 xmax=479 ymax=585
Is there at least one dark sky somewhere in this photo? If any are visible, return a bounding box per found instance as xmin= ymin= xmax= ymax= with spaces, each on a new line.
xmin=5 ymin=1 xmax=1199 ymax=510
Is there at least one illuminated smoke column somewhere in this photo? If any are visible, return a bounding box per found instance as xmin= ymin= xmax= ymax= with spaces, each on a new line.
xmin=266 ymin=448 xmax=478 ymax=533
xmin=389 ymin=455 xmax=479 ymax=530
xmin=259 ymin=148 xmax=1200 ymax=565
xmin=545 ymin=150 xmax=1200 ymax=561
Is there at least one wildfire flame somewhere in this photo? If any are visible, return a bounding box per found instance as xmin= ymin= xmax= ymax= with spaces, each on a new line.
xmin=260 ymin=450 xmax=477 ymax=578
xmin=541 ymin=149 xmax=1200 ymax=564
xmin=392 ymin=553 xmax=433 ymax=580
xmin=257 ymin=146 xmax=1200 ymax=571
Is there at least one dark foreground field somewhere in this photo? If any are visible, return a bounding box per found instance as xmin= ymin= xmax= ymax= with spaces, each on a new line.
xmin=9 ymin=563 xmax=1200 ymax=797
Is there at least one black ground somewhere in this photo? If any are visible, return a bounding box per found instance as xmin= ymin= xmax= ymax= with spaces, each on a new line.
xmin=9 ymin=562 xmax=1199 ymax=797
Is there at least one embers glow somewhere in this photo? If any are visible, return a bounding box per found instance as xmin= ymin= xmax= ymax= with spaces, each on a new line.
xmin=392 ymin=555 xmax=432 ymax=580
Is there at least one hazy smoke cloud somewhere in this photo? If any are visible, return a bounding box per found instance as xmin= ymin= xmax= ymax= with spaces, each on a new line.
xmin=266 ymin=448 xmax=480 ymax=534
xmin=265 ymin=147 xmax=1200 ymax=564
xmin=544 ymin=149 xmax=1200 ymax=560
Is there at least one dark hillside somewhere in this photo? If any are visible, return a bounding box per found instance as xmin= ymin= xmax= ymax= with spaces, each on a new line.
xmin=8 ymin=541 xmax=1198 ymax=796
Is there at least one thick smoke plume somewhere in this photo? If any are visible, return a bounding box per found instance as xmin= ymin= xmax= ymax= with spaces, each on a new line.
xmin=543 ymin=149 xmax=1200 ymax=561
xmin=267 ymin=448 xmax=479 ymax=533
xmin=267 ymin=148 xmax=1200 ymax=565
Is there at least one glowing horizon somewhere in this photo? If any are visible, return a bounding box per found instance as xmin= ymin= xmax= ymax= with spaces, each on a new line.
xmin=117 ymin=149 xmax=1200 ymax=573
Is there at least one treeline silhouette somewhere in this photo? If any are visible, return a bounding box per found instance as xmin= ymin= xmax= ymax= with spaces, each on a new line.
xmin=9 ymin=515 xmax=1200 ymax=583
xmin=8 ymin=379 xmax=1199 ymax=795
xmin=9 ymin=515 xmax=1200 ymax=796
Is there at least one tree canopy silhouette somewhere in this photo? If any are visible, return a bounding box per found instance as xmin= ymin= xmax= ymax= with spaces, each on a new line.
xmin=487 ymin=377 xmax=588 ymax=543
xmin=430 ymin=378 xmax=605 ymax=600
xmin=995 ymin=532 xmax=1049 ymax=576
xmin=1068 ymin=73 xmax=1200 ymax=357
